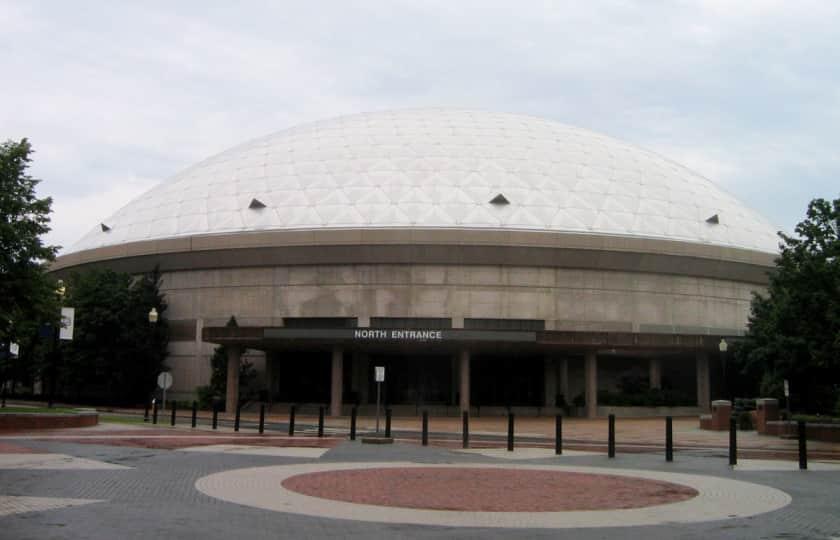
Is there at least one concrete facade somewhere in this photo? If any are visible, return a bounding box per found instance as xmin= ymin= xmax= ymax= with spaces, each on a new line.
xmin=154 ymin=262 xmax=762 ymax=407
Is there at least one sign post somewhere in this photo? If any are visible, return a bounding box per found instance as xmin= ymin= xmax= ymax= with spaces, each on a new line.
xmin=783 ymin=379 xmax=790 ymax=421
xmin=375 ymin=366 xmax=385 ymax=434
xmin=157 ymin=372 xmax=173 ymax=411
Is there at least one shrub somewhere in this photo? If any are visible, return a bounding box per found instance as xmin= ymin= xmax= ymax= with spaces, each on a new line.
xmin=737 ymin=410 xmax=754 ymax=431
xmin=195 ymin=385 xmax=219 ymax=410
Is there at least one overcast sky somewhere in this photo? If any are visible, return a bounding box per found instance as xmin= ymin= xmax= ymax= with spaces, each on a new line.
xmin=2 ymin=1 xmax=838 ymax=252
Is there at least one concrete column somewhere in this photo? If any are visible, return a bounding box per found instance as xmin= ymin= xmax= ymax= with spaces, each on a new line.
xmin=543 ymin=358 xmax=557 ymax=408
xmin=649 ymin=357 xmax=662 ymax=389
xmin=459 ymin=350 xmax=470 ymax=413
xmin=225 ymin=346 xmax=242 ymax=414
xmin=696 ymin=351 xmax=710 ymax=413
xmin=330 ymin=347 xmax=344 ymax=416
xmin=559 ymin=358 xmax=569 ymax=405
xmin=584 ymin=350 xmax=597 ymax=419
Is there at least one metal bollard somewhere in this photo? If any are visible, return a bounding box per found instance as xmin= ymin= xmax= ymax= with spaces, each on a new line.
xmin=234 ymin=403 xmax=241 ymax=432
xmin=288 ymin=405 xmax=296 ymax=436
xmin=385 ymin=408 xmax=392 ymax=438
xmin=144 ymin=402 xmax=150 ymax=422
xmin=462 ymin=411 xmax=469 ymax=449
xmin=152 ymin=401 xmax=158 ymax=425
xmin=258 ymin=404 xmax=265 ymax=435
xmin=798 ymin=420 xmax=807 ymax=470
xmin=507 ymin=413 xmax=515 ymax=452
xmin=212 ymin=403 xmax=218 ymax=430
xmin=608 ymin=414 xmax=615 ymax=458
xmin=665 ymin=416 xmax=673 ymax=462
xmin=349 ymin=407 xmax=357 ymax=441
xmin=318 ymin=406 xmax=325 ymax=437
xmin=729 ymin=417 xmax=737 ymax=466
xmin=422 ymin=410 xmax=429 ymax=446
xmin=191 ymin=401 xmax=197 ymax=428
xmin=555 ymin=414 xmax=563 ymax=455
xmin=170 ymin=402 xmax=176 ymax=427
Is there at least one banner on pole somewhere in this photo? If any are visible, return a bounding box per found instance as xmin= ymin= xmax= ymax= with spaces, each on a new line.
xmin=59 ymin=307 xmax=75 ymax=340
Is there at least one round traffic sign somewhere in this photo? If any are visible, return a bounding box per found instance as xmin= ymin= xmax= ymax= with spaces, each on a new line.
xmin=157 ymin=372 xmax=173 ymax=390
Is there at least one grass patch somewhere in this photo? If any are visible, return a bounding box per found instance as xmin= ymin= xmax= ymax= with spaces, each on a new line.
xmin=0 ymin=406 xmax=80 ymax=414
xmin=99 ymin=414 xmax=149 ymax=425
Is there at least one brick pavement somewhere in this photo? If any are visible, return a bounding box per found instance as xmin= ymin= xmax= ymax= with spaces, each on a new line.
xmin=1 ymin=417 xmax=839 ymax=538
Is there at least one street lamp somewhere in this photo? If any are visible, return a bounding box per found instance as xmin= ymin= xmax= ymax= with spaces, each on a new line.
xmin=47 ymin=282 xmax=67 ymax=408
xmin=148 ymin=308 xmax=159 ymax=324
xmin=719 ymin=338 xmax=729 ymax=403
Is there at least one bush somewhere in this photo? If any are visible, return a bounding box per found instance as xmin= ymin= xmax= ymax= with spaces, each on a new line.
xmin=596 ymin=388 xmax=695 ymax=407
xmin=737 ymin=410 xmax=754 ymax=431
xmin=195 ymin=385 xmax=219 ymax=410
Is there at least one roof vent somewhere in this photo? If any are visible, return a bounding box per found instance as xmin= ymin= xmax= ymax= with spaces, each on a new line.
xmin=249 ymin=198 xmax=266 ymax=209
xmin=101 ymin=223 xmax=111 ymax=232
xmin=706 ymin=214 xmax=720 ymax=224
xmin=490 ymin=193 xmax=510 ymax=205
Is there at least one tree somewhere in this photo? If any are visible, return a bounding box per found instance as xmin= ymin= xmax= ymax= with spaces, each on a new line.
xmin=0 ymin=139 xmax=60 ymax=394
xmin=196 ymin=316 xmax=256 ymax=410
xmin=735 ymin=197 xmax=840 ymax=414
xmin=57 ymin=268 xmax=169 ymax=404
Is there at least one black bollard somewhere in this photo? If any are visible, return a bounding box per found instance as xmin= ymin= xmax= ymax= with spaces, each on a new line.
xmin=422 ymin=410 xmax=429 ymax=446
xmin=462 ymin=411 xmax=469 ymax=449
xmin=608 ymin=414 xmax=616 ymax=458
xmin=555 ymin=414 xmax=563 ymax=455
xmin=507 ymin=413 xmax=515 ymax=452
xmin=318 ymin=406 xmax=325 ymax=437
xmin=385 ymin=408 xmax=392 ymax=438
xmin=665 ymin=416 xmax=673 ymax=462
xmin=258 ymin=404 xmax=265 ymax=435
xmin=350 ymin=407 xmax=357 ymax=441
xmin=144 ymin=402 xmax=150 ymax=422
xmin=798 ymin=420 xmax=807 ymax=470
xmin=152 ymin=401 xmax=158 ymax=425
xmin=191 ymin=401 xmax=197 ymax=428
xmin=729 ymin=417 xmax=737 ymax=466
xmin=234 ymin=403 xmax=241 ymax=432
xmin=170 ymin=402 xmax=177 ymax=427
xmin=288 ymin=405 xmax=296 ymax=436
xmin=212 ymin=403 xmax=218 ymax=430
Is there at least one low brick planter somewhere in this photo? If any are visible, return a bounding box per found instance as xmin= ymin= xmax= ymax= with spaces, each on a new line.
xmin=0 ymin=412 xmax=98 ymax=431
xmin=765 ymin=421 xmax=840 ymax=442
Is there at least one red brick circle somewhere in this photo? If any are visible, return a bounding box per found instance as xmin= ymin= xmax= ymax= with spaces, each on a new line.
xmin=282 ymin=467 xmax=698 ymax=512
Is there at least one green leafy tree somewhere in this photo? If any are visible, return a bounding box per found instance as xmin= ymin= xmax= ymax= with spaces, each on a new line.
xmin=58 ymin=268 xmax=169 ymax=404
xmin=735 ymin=197 xmax=840 ymax=413
xmin=0 ymin=139 xmax=60 ymax=394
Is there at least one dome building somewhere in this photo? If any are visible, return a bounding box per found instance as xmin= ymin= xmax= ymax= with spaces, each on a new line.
xmin=53 ymin=109 xmax=778 ymax=417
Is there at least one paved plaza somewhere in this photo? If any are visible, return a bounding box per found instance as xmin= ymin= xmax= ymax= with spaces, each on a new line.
xmin=1 ymin=414 xmax=840 ymax=539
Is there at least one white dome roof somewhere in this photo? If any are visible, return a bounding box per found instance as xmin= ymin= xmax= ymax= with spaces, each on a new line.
xmin=68 ymin=109 xmax=779 ymax=255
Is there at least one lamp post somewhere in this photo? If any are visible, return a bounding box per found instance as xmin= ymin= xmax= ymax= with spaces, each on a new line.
xmin=48 ymin=281 xmax=67 ymax=408
xmin=148 ymin=308 xmax=159 ymax=407
xmin=719 ymin=338 xmax=729 ymax=403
